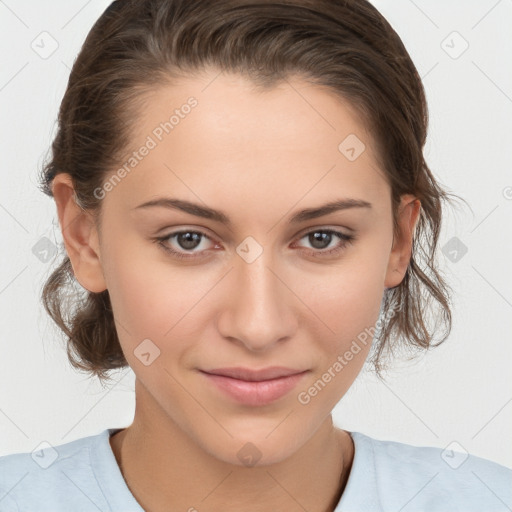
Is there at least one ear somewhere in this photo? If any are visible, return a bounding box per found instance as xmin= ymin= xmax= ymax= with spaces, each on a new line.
xmin=384 ymin=194 xmax=421 ymax=290
xmin=51 ymin=173 xmax=107 ymax=293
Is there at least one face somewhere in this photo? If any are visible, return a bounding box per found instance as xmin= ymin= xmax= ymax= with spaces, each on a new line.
xmin=54 ymin=69 xmax=419 ymax=466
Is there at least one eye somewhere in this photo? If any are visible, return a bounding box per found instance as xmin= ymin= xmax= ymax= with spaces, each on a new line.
xmin=293 ymin=229 xmax=355 ymax=258
xmin=153 ymin=227 xmax=356 ymax=260
xmin=154 ymin=229 xmax=216 ymax=259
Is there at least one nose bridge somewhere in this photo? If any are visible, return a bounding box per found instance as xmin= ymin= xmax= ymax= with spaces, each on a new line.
xmin=219 ymin=245 xmax=295 ymax=351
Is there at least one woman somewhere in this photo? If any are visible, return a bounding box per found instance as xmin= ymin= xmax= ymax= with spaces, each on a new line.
xmin=0 ymin=1 xmax=510 ymax=511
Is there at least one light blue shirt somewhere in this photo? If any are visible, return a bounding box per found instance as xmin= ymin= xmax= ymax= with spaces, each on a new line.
xmin=0 ymin=427 xmax=510 ymax=511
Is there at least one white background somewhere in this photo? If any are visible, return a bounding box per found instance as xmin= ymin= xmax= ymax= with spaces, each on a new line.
xmin=0 ymin=0 xmax=511 ymax=470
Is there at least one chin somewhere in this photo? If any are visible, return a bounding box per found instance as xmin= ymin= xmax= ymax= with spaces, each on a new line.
xmin=197 ymin=423 xmax=309 ymax=468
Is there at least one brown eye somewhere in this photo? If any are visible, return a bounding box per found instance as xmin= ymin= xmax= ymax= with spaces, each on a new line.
xmin=175 ymin=231 xmax=203 ymax=250
xmin=154 ymin=230 xmax=215 ymax=259
xmin=295 ymin=229 xmax=355 ymax=258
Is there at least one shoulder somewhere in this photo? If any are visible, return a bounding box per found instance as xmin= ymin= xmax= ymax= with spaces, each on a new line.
xmin=0 ymin=429 xmax=111 ymax=512
xmin=339 ymin=432 xmax=512 ymax=512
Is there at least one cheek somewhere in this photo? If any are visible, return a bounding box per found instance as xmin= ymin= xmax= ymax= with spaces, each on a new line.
xmin=102 ymin=239 xmax=220 ymax=351
xmin=290 ymin=243 xmax=389 ymax=398
xmin=292 ymin=267 xmax=385 ymax=409
xmin=295 ymin=253 xmax=387 ymax=342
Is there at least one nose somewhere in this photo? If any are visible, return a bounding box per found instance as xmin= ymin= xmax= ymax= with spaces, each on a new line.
xmin=216 ymin=251 xmax=298 ymax=352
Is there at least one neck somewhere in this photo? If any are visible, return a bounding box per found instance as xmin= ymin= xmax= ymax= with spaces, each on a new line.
xmin=110 ymin=382 xmax=354 ymax=512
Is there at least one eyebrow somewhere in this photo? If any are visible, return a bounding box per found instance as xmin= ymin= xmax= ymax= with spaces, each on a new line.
xmin=132 ymin=197 xmax=372 ymax=226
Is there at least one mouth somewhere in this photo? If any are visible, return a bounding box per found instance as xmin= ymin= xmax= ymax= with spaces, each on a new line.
xmin=199 ymin=367 xmax=310 ymax=406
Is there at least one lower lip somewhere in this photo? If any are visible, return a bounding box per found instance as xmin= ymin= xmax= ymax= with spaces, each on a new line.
xmin=200 ymin=371 xmax=309 ymax=406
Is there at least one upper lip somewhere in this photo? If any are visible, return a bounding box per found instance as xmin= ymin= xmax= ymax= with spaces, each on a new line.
xmin=200 ymin=366 xmax=308 ymax=382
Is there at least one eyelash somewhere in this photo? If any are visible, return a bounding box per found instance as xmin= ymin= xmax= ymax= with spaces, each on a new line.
xmin=153 ymin=228 xmax=356 ymax=260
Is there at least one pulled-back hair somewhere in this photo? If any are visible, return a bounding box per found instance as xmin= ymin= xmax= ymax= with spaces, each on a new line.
xmin=38 ymin=0 xmax=463 ymax=384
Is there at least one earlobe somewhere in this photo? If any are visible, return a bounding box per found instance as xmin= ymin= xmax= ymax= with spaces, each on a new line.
xmin=52 ymin=173 xmax=107 ymax=293
xmin=384 ymin=194 xmax=421 ymax=290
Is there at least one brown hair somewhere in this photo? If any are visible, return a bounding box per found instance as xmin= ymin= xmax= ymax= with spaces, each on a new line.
xmin=38 ymin=0 xmax=464 ymax=384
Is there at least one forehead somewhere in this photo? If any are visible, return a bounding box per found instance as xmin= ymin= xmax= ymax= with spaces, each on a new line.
xmin=134 ymin=70 xmax=375 ymax=155
xmin=109 ymin=70 xmax=390 ymax=220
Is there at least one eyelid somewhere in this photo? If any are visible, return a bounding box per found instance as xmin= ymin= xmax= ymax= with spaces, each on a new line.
xmin=154 ymin=227 xmax=219 ymax=257
xmin=294 ymin=224 xmax=354 ymax=238
xmin=155 ymin=224 xmax=217 ymax=239
xmin=157 ymin=223 xmax=353 ymax=240
xmin=154 ymin=224 xmax=355 ymax=260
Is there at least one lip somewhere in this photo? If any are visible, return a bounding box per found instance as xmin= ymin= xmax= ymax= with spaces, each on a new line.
xmin=199 ymin=366 xmax=309 ymax=406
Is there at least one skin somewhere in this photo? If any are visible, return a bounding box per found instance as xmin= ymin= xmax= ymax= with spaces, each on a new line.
xmin=52 ymin=69 xmax=421 ymax=512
